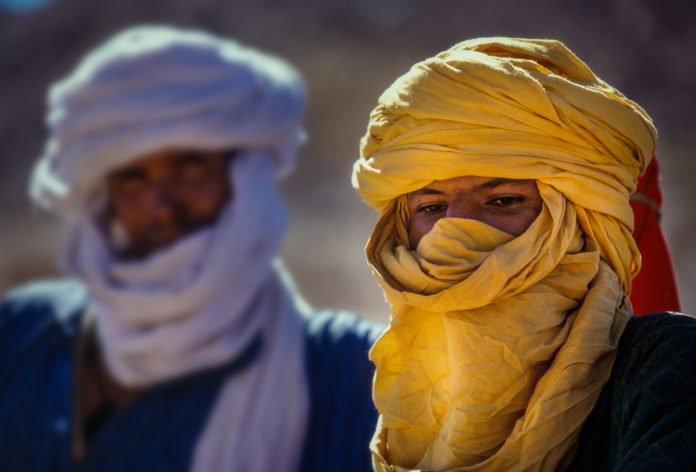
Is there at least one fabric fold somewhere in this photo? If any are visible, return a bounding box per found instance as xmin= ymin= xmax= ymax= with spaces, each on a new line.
xmin=63 ymin=150 xmax=309 ymax=472
xmin=352 ymin=37 xmax=646 ymax=472
xmin=354 ymin=37 xmax=656 ymax=293
xmin=31 ymin=25 xmax=306 ymax=217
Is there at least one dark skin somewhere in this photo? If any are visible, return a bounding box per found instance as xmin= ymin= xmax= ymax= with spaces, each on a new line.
xmin=407 ymin=176 xmax=543 ymax=248
xmin=77 ymin=149 xmax=233 ymax=453
xmin=106 ymin=148 xmax=233 ymax=259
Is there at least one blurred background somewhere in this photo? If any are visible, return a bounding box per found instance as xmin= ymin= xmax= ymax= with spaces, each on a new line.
xmin=1 ymin=0 xmax=694 ymax=322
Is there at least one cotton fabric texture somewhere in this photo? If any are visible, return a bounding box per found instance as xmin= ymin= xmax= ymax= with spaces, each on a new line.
xmin=32 ymin=26 xmax=309 ymax=472
xmin=63 ymin=154 xmax=309 ymax=471
xmin=354 ymin=37 xmax=656 ymax=292
xmin=352 ymin=38 xmax=655 ymax=471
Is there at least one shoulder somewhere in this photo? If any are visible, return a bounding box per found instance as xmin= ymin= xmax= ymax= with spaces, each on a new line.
xmin=0 ymin=279 xmax=87 ymax=359
xmin=301 ymin=308 xmax=383 ymax=412
xmin=300 ymin=311 xmax=384 ymax=472
xmin=623 ymin=311 xmax=696 ymax=341
xmin=572 ymin=313 xmax=696 ymax=471
xmin=1 ymin=278 xmax=87 ymax=325
xmin=603 ymin=312 xmax=696 ymax=469
xmin=304 ymin=309 xmax=384 ymax=355
xmin=612 ymin=312 xmax=696 ymax=405
xmin=616 ymin=312 xmax=696 ymax=371
xmin=302 ymin=309 xmax=384 ymax=384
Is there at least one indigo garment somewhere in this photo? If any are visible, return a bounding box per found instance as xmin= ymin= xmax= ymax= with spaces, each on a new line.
xmin=0 ymin=280 xmax=381 ymax=471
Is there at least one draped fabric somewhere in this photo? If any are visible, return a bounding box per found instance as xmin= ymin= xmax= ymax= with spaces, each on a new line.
xmin=354 ymin=37 xmax=656 ymax=293
xmin=32 ymin=26 xmax=310 ymax=472
xmin=351 ymin=38 xmax=654 ymax=471
xmin=63 ymin=153 xmax=309 ymax=472
xmin=368 ymin=186 xmax=629 ymax=472
xmin=30 ymin=25 xmax=306 ymax=217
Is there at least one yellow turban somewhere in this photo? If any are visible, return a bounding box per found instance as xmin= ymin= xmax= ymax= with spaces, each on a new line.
xmin=352 ymin=38 xmax=655 ymax=471
xmin=353 ymin=37 xmax=656 ymax=291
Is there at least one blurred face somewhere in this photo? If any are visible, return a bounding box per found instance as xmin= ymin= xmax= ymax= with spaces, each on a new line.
xmin=407 ymin=176 xmax=542 ymax=248
xmin=106 ymin=149 xmax=232 ymax=259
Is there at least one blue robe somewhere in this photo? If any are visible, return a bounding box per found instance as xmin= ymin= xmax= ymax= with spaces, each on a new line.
xmin=0 ymin=280 xmax=382 ymax=471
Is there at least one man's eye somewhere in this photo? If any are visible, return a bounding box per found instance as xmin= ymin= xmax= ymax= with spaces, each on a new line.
xmin=110 ymin=173 xmax=146 ymax=191
xmin=114 ymin=179 xmax=147 ymax=195
xmin=418 ymin=204 xmax=447 ymax=214
xmin=173 ymin=160 xmax=210 ymax=182
xmin=487 ymin=196 xmax=524 ymax=207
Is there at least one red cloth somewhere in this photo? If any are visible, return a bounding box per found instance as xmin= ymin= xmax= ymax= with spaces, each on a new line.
xmin=630 ymin=156 xmax=681 ymax=315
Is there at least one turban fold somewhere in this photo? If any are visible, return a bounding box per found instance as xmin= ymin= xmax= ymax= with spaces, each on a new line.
xmin=31 ymin=25 xmax=306 ymax=217
xmin=353 ymin=37 xmax=656 ymax=291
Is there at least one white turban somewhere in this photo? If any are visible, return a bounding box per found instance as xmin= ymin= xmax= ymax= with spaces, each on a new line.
xmin=30 ymin=25 xmax=306 ymax=217
xmin=38 ymin=26 xmax=312 ymax=471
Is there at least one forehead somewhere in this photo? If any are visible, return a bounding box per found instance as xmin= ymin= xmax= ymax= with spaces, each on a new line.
xmin=409 ymin=176 xmax=537 ymax=197
xmin=108 ymin=149 xmax=227 ymax=177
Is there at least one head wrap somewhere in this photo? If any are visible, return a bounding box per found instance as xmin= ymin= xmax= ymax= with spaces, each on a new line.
xmin=354 ymin=36 xmax=656 ymax=291
xmin=31 ymin=24 xmax=306 ymax=217
xmin=352 ymin=38 xmax=654 ymax=471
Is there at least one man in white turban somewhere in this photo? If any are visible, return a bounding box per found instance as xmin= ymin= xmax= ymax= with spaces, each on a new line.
xmin=0 ymin=26 xmax=380 ymax=471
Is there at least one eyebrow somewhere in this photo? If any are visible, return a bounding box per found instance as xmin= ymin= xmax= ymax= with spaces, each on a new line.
xmin=478 ymin=178 xmax=533 ymax=190
xmin=108 ymin=167 xmax=147 ymax=182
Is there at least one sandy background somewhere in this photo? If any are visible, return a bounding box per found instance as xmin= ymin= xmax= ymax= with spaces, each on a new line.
xmin=1 ymin=0 xmax=694 ymax=322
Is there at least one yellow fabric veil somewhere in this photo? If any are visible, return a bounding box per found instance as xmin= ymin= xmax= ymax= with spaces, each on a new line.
xmin=352 ymin=38 xmax=655 ymax=471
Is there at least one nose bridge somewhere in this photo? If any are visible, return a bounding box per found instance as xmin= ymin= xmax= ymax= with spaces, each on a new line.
xmin=446 ymin=194 xmax=479 ymax=220
xmin=149 ymin=181 xmax=178 ymax=219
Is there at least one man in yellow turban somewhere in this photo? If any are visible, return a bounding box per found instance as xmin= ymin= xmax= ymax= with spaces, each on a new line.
xmin=353 ymin=37 xmax=696 ymax=471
